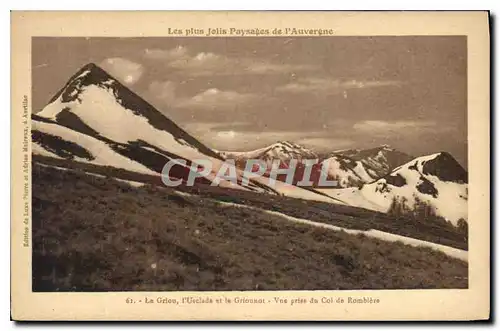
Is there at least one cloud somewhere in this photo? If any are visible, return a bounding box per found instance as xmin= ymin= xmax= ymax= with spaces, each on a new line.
xmin=352 ymin=120 xmax=438 ymax=133
xmin=181 ymin=122 xmax=247 ymax=133
xmin=167 ymin=52 xmax=223 ymax=74
xmin=100 ymin=57 xmax=143 ymax=85
xmin=181 ymin=122 xmax=349 ymax=151
xmin=144 ymin=46 xmax=188 ymax=60
xmin=350 ymin=120 xmax=460 ymax=139
xmin=247 ymin=62 xmax=316 ymax=74
xmin=177 ymin=88 xmax=257 ymax=110
xmin=276 ymin=77 xmax=402 ymax=95
xmin=295 ymin=137 xmax=355 ymax=150
xmin=147 ymin=81 xmax=257 ymax=111
xmin=143 ymin=46 xmax=317 ymax=76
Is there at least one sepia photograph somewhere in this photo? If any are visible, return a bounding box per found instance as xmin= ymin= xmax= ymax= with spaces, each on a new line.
xmin=31 ymin=36 xmax=469 ymax=292
xmin=11 ymin=11 xmax=490 ymax=321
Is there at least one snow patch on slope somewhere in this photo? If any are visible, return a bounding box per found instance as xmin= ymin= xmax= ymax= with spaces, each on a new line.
xmin=316 ymin=187 xmax=380 ymax=210
xmin=114 ymin=178 xmax=145 ymax=187
xmin=215 ymin=200 xmax=468 ymax=262
xmin=32 ymin=120 xmax=157 ymax=175
xmin=42 ymin=85 xmax=209 ymax=162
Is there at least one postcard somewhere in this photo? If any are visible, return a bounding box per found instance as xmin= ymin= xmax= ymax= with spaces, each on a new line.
xmin=11 ymin=11 xmax=490 ymax=321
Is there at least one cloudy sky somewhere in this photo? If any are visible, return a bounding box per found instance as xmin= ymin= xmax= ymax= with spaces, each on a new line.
xmin=32 ymin=36 xmax=467 ymax=166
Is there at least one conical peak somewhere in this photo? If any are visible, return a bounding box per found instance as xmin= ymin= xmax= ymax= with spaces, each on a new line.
xmin=80 ymin=62 xmax=99 ymax=70
xmin=47 ymin=63 xmax=117 ymax=105
xmin=71 ymin=62 xmax=114 ymax=85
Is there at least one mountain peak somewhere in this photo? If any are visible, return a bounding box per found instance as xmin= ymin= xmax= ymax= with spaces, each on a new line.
xmin=388 ymin=152 xmax=467 ymax=184
xmin=37 ymin=61 xmax=224 ymax=160
xmin=81 ymin=62 xmax=99 ymax=70
xmin=75 ymin=62 xmax=109 ymax=78
xmin=420 ymin=152 xmax=467 ymax=183
xmin=72 ymin=62 xmax=100 ymax=75
xmin=272 ymin=141 xmax=316 ymax=154
xmin=275 ymin=140 xmax=301 ymax=148
xmin=358 ymin=150 xmax=468 ymax=223
xmin=46 ymin=63 xmax=116 ymax=106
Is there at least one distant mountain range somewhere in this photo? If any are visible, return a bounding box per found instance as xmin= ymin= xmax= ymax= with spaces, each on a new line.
xmin=31 ymin=63 xmax=468 ymax=224
xmin=218 ymin=141 xmax=318 ymax=163
xmin=218 ymin=143 xmax=414 ymax=188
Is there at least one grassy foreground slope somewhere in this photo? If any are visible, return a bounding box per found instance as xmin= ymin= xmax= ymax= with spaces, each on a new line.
xmin=33 ymin=155 xmax=468 ymax=251
xmin=32 ymin=163 xmax=468 ymax=291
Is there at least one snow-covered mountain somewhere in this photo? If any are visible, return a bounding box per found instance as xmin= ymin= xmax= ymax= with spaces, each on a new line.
xmin=321 ymin=155 xmax=378 ymax=188
xmin=32 ymin=63 xmax=341 ymax=202
xmin=331 ymin=145 xmax=414 ymax=178
xmin=319 ymin=152 xmax=468 ymax=225
xmin=33 ymin=63 xmax=279 ymax=192
xmin=221 ymin=143 xmax=409 ymax=188
xmin=220 ymin=141 xmax=318 ymax=165
xmin=218 ymin=142 xmax=341 ymax=188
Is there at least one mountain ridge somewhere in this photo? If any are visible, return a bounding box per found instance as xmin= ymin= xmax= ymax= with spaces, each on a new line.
xmin=219 ymin=142 xmax=416 ymax=188
xmin=319 ymin=152 xmax=468 ymax=224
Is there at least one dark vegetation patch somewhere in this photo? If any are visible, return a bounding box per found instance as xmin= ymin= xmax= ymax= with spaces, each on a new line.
xmin=336 ymin=157 xmax=355 ymax=172
xmin=32 ymin=155 xmax=468 ymax=251
xmin=110 ymin=142 xmax=172 ymax=174
xmin=32 ymin=131 xmax=94 ymax=161
xmin=416 ymin=177 xmax=439 ymax=198
xmin=55 ymin=109 xmax=101 ymax=137
xmin=32 ymin=114 xmax=57 ymax=124
xmin=32 ymin=163 xmax=468 ymax=291
xmin=408 ymin=162 xmax=419 ymax=171
xmin=387 ymin=197 xmax=468 ymax=242
xmin=374 ymin=181 xmax=391 ymax=194
xmin=385 ymin=173 xmax=407 ymax=187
